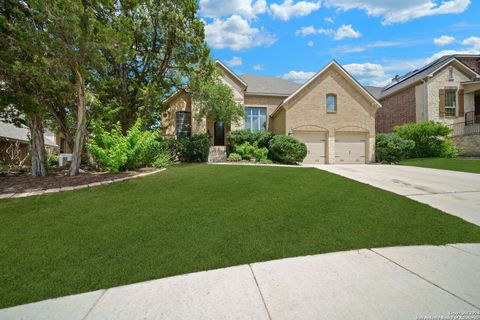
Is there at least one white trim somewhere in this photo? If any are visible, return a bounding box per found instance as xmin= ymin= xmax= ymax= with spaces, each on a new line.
xmin=215 ymin=60 xmax=248 ymax=88
xmin=280 ymin=60 xmax=381 ymax=109
xmin=271 ymin=60 xmax=381 ymax=118
xmin=428 ymin=58 xmax=480 ymax=78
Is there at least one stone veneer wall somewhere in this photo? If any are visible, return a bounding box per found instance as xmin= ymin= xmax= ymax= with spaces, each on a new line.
xmin=452 ymin=135 xmax=480 ymax=157
xmin=376 ymin=86 xmax=416 ymax=133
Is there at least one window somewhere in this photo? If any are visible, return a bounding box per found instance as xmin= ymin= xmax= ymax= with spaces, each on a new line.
xmin=60 ymin=138 xmax=65 ymax=153
xmin=445 ymin=90 xmax=456 ymax=117
xmin=326 ymin=94 xmax=337 ymax=113
xmin=244 ymin=107 xmax=267 ymax=132
xmin=176 ymin=111 xmax=191 ymax=137
xmin=448 ymin=66 xmax=454 ymax=81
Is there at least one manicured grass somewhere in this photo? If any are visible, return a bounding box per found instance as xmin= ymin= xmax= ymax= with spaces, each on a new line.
xmin=400 ymin=158 xmax=480 ymax=174
xmin=1 ymin=164 xmax=480 ymax=308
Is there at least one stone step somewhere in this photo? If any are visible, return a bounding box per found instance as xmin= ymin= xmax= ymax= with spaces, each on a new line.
xmin=208 ymin=146 xmax=227 ymax=163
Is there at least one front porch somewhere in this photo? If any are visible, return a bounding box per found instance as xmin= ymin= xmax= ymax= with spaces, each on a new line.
xmin=448 ymin=83 xmax=480 ymax=137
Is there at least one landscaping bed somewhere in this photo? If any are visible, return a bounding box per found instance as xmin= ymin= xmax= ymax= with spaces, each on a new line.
xmin=0 ymin=167 xmax=156 ymax=194
xmin=1 ymin=164 xmax=480 ymax=308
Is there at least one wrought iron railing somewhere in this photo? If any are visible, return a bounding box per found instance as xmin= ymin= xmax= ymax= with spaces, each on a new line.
xmin=465 ymin=111 xmax=480 ymax=125
xmin=447 ymin=112 xmax=480 ymax=137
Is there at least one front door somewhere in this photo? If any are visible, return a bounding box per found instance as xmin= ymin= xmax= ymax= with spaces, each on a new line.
xmin=214 ymin=121 xmax=225 ymax=146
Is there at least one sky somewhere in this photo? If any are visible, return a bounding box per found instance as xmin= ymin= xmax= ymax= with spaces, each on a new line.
xmin=199 ymin=0 xmax=480 ymax=87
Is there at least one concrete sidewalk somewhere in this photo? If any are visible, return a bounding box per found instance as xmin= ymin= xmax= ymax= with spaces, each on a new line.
xmin=1 ymin=244 xmax=479 ymax=320
xmin=310 ymin=164 xmax=480 ymax=226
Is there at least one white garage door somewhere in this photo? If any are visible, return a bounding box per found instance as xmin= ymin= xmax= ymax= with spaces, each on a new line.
xmin=293 ymin=131 xmax=327 ymax=164
xmin=335 ymin=133 xmax=366 ymax=164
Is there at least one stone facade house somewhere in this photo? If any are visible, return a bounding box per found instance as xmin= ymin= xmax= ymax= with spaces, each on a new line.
xmin=368 ymin=55 xmax=480 ymax=155
xmin=163 ymin=60 xmax=381 ymax=164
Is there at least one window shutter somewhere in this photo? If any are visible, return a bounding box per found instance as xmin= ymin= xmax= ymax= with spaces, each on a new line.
xmin=458 ymin=89 xmax=464 ymax=117
xmin=439 ymin=89 xmax=445 ymax=117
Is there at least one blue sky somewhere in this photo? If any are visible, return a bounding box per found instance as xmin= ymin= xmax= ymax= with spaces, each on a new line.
xmin=199 ymin=0 xmax=480 ymax=87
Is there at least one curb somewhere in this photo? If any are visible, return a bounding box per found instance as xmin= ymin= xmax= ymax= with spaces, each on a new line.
xmin=0 ymin=168 xmax=166 ymax=200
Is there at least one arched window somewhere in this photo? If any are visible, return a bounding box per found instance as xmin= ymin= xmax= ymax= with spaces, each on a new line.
xmin=326 ymin=94 xmax=337 ymax=113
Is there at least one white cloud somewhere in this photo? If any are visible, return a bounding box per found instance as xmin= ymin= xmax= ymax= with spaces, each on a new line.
xmin=307 ymin=40 xmax=314 ymax=46
xmin=324 ymin=16 xmax=334 ymax=23
xmin=343 ymin=63 xmax=392 ymax=86
xmin=317 ymin=24 xmax=362 ymax=40
xmin=281 ymin=70 xmax=316 ymax=83
xmin=296 ymin=24 xmax=361 ymax=40
xmin=295 ymin=25 xmax=317 ymax=36
xmin=205 ymin=15 xmax=277 ymax=51
xmin=200 ymin=0 xmax=267 ymax=18
xmin=226 ymin=56 xmax=243 ymax=67
xmin=324 ymin=0 xmax=471 ymax=25
xmin=253 ymin=64 xmax=264 ymax=70
xmin=332 ymin=40 xmax=408 ymax=54
xmin=462 ymin=36 xmax=480 ymax=50
xmin=332 ymin=24 xmax=362 ymax=40
xmin=270 ymin=0 xmax=321 ymax=21
xmin=433 ymin=35 xmax=455 ymax=46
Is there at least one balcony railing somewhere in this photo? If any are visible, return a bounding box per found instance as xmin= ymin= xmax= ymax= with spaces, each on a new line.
xmin=447 ymin=111 xmax=480 ymax=137
xmin=465 ymin=111 xmax=480 ymax=125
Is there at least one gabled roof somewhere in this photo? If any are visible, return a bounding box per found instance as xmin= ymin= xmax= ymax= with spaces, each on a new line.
xmin=240 ymin=74 xmax=301 ymax=96
xmin=215 ymin=60 xmax=248 ymax=88
xmin=0 ymin=121 xmax=58 ymax=147
xmin=274 ymin=60 xmax=381 ymax=116
xmin=377 ymin=55 xmax=480 ymax=99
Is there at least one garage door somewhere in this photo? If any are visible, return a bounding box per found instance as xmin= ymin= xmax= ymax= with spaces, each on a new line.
xmin=293 ymin=131 xmax=326 ymax=164
xmin=335 ymin=133 xmax=366 ymax=164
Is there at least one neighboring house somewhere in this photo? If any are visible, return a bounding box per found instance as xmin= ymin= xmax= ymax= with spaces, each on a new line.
xmin=0 ymin=121 xmax=58 ymax=166
xmin=163 ymin=60 xmax=381 ymax=164
xmin=368 ymin=55 xmax=480 ymax=137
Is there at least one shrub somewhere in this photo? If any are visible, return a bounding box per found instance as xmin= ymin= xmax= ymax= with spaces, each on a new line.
xmin=393 ymin=121 xmax=456 ymax=158
xmin=125 ymin=121 xmax=160 ymax=170
xmin=88 ymin=122 xmax=130 ymax=173
xmin=153 ymin=152 xmax=172 ymax=168
xmin=227 ymin=153 xmax=242 ymax=162
xmin=376 ymin=133 xmax=415 ymax=163
xmin=235 ymin=142 xmax=268 ymax=161
xmin=227 ymin=130 xmax=273 ymax=153
xmin=269 ymin=135 xmax=307 ymax=164
xmin=175 ymin=134 xmax=210 ymax=162
xmin=440 ymin=138 xmax=459 ymax=158
xmin=88 ymin=119 xmax=162 ymax=173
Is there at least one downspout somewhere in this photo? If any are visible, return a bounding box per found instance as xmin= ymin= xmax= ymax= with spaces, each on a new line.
xmin=421 ymin=75 xmax=432 ymax=121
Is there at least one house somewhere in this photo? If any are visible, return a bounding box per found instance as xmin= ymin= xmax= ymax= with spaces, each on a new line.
xmin=163 ymin=60 xmax=381 ymax=164
xmin=0 ymin=121 xmax=58 ymax=166
xmin=368 ymin=55 xmax=480 ymax=155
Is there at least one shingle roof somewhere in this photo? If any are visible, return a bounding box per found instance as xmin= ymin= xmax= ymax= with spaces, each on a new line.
xmin=240 ymin=74 xmax=301 ymax=95
xmin=365 ymin=86 xmax=383 ymax=100
xmin=375 ymin=54 xmax=480 ymax=99
xmin=0 ymin=121 xmax=58 ymax=147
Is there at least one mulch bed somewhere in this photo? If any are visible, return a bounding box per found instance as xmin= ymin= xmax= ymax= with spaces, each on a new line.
xmin=0 ymin=167 xmax=156 ymax=194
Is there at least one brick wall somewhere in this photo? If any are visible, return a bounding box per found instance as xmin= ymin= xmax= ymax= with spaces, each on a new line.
xmin=376 ymin=86 xmax=416 ymax=133
xmin=457 ymin=57 xmax=480 ymax=74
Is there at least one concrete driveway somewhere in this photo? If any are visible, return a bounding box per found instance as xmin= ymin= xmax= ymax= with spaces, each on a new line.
xmin=310 ymin=164 xmax=480 ymax=226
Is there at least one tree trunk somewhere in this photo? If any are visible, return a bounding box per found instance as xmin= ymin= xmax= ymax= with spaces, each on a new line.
xmin=27 ymin=114 xmax=47 ymax=177
xmin=69 ymin=65 xmax=88 ymax=176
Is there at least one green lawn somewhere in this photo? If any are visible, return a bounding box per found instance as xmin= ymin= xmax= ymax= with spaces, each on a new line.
xmin=400 ymin=158 xmax=480 ymax=174
xmin=1 ymin=164 xmax=480 ymax=308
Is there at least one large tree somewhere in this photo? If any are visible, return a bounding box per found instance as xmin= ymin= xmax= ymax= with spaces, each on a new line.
xmin=0 ymin=1 xmax=65 ymax=176
xmin=91 ymin=0 xmax=214 ymax=131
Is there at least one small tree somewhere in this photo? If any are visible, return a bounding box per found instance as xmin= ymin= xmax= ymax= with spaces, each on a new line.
xmin=191 ymin=78 xmax=245 ymax=125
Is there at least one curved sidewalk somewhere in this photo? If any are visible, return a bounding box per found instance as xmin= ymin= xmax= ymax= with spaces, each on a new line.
xmin=1 ymin=243 xmax=479 ymax=320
